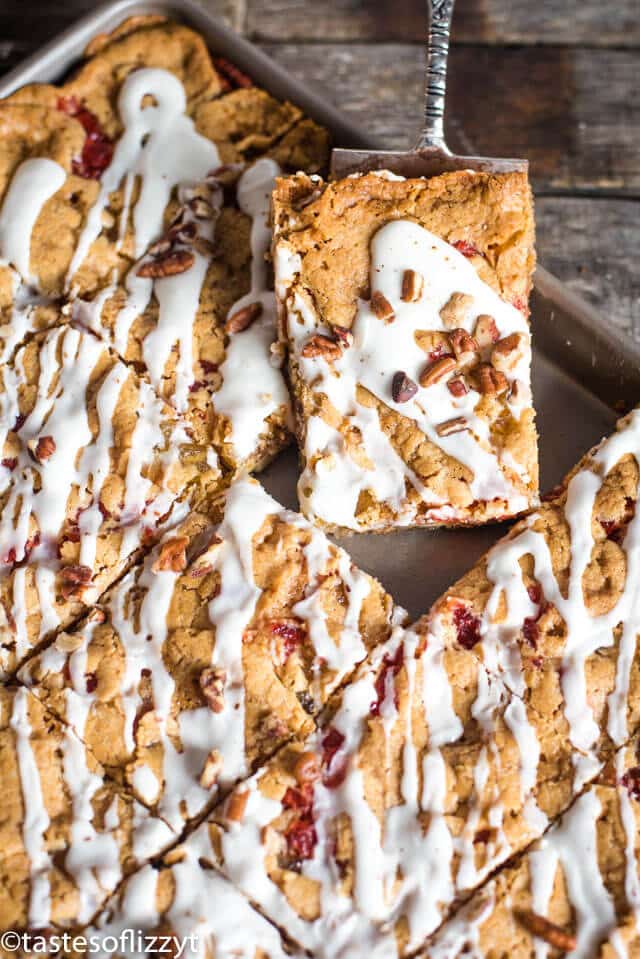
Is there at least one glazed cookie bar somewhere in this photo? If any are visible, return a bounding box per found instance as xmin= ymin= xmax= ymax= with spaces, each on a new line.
xmin=424 ymin=735 xmax=640 ymax=959
xmin=83 ymin=821 xmax=301 ymax=959
xmin=0 ymin=323 xmax=218 ymax=676
xmin=273 ymin=169 xmax=537 ymax=532
xmin=0 ymin=685 xmax=175 ymax=934
xmin=428 ymin=406 xmax=640 ymax=787
xmin=204 ymin=618 xmax=604 ymax=959
xmin=20 ymin=476 xmax=399 ymax=834
xmin=0 ymin=19 xmax=329 ymax=477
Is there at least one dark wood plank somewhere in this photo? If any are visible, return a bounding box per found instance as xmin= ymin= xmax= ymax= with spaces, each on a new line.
xmin=0 ymin=0 xmax=239 ymax=74
xmin=246 ymin=0 xmax=640 ymax=46
xmin=262 ymin=42 xmax=640 ymax=194
xmin=536 ymin=197 xmax=640 ymax=341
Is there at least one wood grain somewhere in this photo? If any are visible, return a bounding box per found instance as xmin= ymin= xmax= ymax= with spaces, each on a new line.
xmin=536 ymin=197 xmax=640 ymax=341
xmin=245 ymin=0 xmax=640 ymax=47
xmin=262 ymin=42 xmax=640 ymax=195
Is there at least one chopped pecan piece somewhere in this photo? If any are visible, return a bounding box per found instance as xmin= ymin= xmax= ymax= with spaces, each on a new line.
xmin=189 ymin=197 xmax=214 ymax=219
xmin=200 ymin=666 xmax=226 ymax=713
xmin=473 ymin=314 xmax=500 ymax=349
xmin=491 ymin=332 xmax=526 ymax=375
xmin=477 ymin=362 xmax=508 ymax=396
xmin=449 ymin=328 xmax=479 ymax=367
xmin=301 ymin=334 xmax=342 ymax=362
xmin=200 ymin=749 xmax=223 ymax=789
xmin=370 ymin=290 xmax=395 ymax=323
xmin=225 ymin=302 xmax=263 ymax=334
xmin=515 ymin=911 xmax=576 ymax=952
xmin=152 ymin=536 xmax=189 ymax=573
xmin=294 ymin=752 xmax=321 ymax=786
xmin=333 ymin=325 xmax=354 ymax=348
xmin=419 ymin=355 xmax=457 ymax=388
xmin=225 ymin=789 xmax=250 ymax=822
xmin=447 ymin=376 xmax=468 ymax=397
xmin=401 ymin=269 xmax=424 ymax=302
xmin=436 ymin=417 xmax=469 ymax=437
xmin=33 ymin=435 xmax=56 ymax=462
xmin=440 ymin=292 xmax=474 ymax=329
xmin=137 ymin=249 xmax=195 ymax=278
xmin=391 ymin=371 xmax=418 ymax=403
xmin=59 ymin=564 xmax=92 ymax=600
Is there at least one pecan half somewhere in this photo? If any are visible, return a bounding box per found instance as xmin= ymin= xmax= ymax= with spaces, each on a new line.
xmin=301 ymin=334 xmax=342 ymax=362
xmin=477 ymin=362 xmax=508 ymax=396
xmin=515 ymin=911 xmax=576 ymax=952
xmin=391 ymin=371 xmax=418 ymax=403
xmin=419 ymin=355 xmax=457 ymax=388
xmin=200 ymin=666 xmax=226 ymax=713
xmin=59 ymin=564 xmax=92 ymax=600
xmin=152 ymin=536 xmax=189 ymax=573
xmin=370 ymin=291 xmax=395 ymax=323
xmin=34 ymin=435 xmax=56 ymax=461
xmin=225 ymin=789 xmax=249 ymax=823
xmin=137 ymin=249 xmax=195 ymax=278
xmin=225 ymin=302 xmax=263 ymax=334
xmin=440 ymin=292 xmax=474 ymax=329
xmin=436 ymin=416 xmax=469 ymax=436
xmin=200 ymin=749 xmax=223 ymax=789
xmin=473 ymin=314 xmax=500 ymax=349
xmin=401 ymin=269 xmax=424 ymax=303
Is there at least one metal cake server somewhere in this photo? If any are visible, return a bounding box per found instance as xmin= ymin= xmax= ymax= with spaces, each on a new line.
xmin=330 ymin=0 xmax=527 ymax=180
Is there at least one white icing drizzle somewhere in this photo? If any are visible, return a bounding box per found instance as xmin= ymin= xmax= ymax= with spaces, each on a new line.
xmin=528 ymin=790 xmax=618 ymax=959
xmin=474 ymin=409 xmax=640 ymax=784
xmin=214 ymin=158 xmax=292 ymax=461
xmin=21 ymin=477 xmax=380 ymax=838
xmin=216 ymin=625 xmax=542 ymax=957
xmin=276 ymin=220 xmax=533 ymax=530
xmin=0 ymin=158 xmax=66 ymax=283
xmin=68 ymin=69 xmax=219 ymax=278
xmin=89 ymin=824 xmax=296 ymax=958
xmin=0 ymin=324 xmax=187 ymax=669
xmin=10 ymin=688 xmax=53 ymax=926
xmin=8 ymin=687 xmax=172 ymax=929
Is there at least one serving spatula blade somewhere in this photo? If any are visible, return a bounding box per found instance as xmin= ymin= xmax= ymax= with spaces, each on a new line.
xmin=330 ymin=0 xmax=527 ymax=180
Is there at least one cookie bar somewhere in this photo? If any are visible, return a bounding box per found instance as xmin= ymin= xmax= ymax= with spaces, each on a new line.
xmin=20 ymin=476 xmax=398 ymax=834
xmin=83 ymin=821 xmax=300 ymax=959
xmin=427 ymin=406 xmax=640 ymax=787
xmin=0 ymin=685 xmax=175 ymax=933
xmin=272 ymin=169 xmax=537 ymax=532
xmin=424 ymin=736 xmax=640 ymax=959
xmin=204 ymin=618 xmax=596 ymax=958
xmin=0 ymin=323 xmax=218 ymax=676
xmin=0 ymin=19 xmax=329 ymax=476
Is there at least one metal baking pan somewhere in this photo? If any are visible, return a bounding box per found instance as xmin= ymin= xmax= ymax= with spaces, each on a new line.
xmin=2 ymin=0 xmax=638 ymax=617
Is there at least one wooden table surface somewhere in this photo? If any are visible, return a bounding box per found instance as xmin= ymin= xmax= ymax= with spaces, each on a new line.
xmin=0 ymin=0 xmax=638 ymax=344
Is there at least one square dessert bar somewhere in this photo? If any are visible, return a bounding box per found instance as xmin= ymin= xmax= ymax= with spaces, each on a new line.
xmin=0 ymin=322 xmax=218 ymax=676
xmin=84 ymin=822 xmax=302 ymax=959
xmin=423 ymin=735 xmax=640 ymax=959
xmin=20 ymin=476 xmax=399 ymax=835
xmin=0 ymin=685 xmax=175 ymax=934
xmin=273 ymin=169 xmax=537 ymax=532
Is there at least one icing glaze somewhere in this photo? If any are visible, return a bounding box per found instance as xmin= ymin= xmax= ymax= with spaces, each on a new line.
xmin=276 ymin=219 xmax=534 ymax=530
